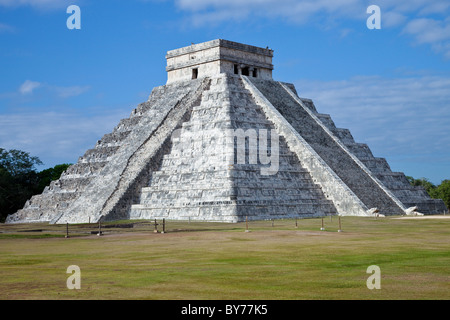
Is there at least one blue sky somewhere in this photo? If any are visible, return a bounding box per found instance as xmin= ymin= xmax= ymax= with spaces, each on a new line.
xmin=0 ymin=0 xmax=449 ymax=184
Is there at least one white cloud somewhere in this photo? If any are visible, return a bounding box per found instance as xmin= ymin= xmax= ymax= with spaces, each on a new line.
xmin=0 ymin=108 xmax=129 ymax=167
xmin=53 ymin=85 xmax=91 ymax=98
xmin=403 ymin=17 xmax=450 ymax=58
xmin=175 ymin=0 xmax=363 ymax=25
xmin=19 ymin=80 xmax=41 ymax=95
xmin=294 ymin=75 xmax=450 ymax=157
xmin=418 ymin=2 xmax=450 ymax=15
xmin=16 ymin=80 xmax=90 ymax=98
xmin=174 ymin=0 xmax=450 ymax=25
xmin=403 ymin=18 xmax=450 ymax=44
xmin=0 ymin=0 xmax=74 ymax=9
xmin=375 ymin=0 xmax=447 ymax=13
xmin=173 ymin=0 xmax=450 ymax=58
xmin=0 ymin=22 xmax=15 ymax=33
xmin=382 ymin=11 xmax=407 ymax=28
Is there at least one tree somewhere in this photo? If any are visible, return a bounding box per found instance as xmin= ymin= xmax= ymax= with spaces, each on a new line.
xmin=431 ymin=180 xmax=450 ymax=210
xmin=405 ymin=176 xmax=436 ymax=194
xmin=0 ymin=167 xmax=13 ymax=215
xmin=0 ymin=148 xmax=72 ymax=222
xmin=0 ymin=148 xmax=43 ymax=222
xmin=0 ymin=148 xmax=43 ymax=177
xmin=37 ymin=164 xmax=71 ymax=193
xmin=407 ymin=176 xmax=450 ymax=211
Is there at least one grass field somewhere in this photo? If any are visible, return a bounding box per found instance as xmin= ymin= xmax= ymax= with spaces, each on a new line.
xmin=0 ymin=216 xmax=449 ymax=300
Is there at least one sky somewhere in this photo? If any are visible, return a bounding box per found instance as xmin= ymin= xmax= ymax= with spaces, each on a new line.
xmin=0 ymin=0 xmax=449 ymax=184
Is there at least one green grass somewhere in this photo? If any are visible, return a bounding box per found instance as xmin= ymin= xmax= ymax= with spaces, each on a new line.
xmin=0 ymin=233 xmax=65 ymax=239
xmin=0 ymin=216 xmax=449 ymax=300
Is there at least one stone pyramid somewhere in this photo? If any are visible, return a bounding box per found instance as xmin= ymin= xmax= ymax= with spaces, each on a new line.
xmin=6 ymin=39 xmax=447 ymax=224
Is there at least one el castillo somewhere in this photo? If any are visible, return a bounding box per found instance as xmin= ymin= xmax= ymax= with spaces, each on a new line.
xmin=6 ymin=39 xmax=448 ymax=224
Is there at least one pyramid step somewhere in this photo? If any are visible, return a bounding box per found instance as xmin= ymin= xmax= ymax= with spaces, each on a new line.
xmin=333 ymin=128 xmax=355 ymax=145
xmin=96 ymin=130 xmax=131 ymax=147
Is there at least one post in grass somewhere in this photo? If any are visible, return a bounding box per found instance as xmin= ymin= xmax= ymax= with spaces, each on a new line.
xmin=65 ymin=222 xmax=69 ymax=238
xmin=245 ymin=216 xmax=250 ymax=232
xmin=320 ymin=217 xmax=325 ymax=231
xmin=97 ymin=220 xmax=103 ymax=236
xmin=162 ymin=218 xmax=166 ymax=234
xmin=154 ymin=219 xmax=158 ymax=233
xmin=338 ymin=216 xmax=342 ymax=232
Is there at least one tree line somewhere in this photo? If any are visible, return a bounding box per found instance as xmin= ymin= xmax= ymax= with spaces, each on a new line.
xmin=0 ymin=148 xmax=70 ymax=222
xmin=0 ymin=148 xmax=449 ymax=222
xmin=406 ymin=176 xmax=450 ymax=210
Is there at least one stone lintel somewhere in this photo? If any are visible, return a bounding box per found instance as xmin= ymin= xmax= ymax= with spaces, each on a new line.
xmin=166 ymin=39 xmax=273 ymax=59
xmin=166 ymin=39 xmax=274 ymax=83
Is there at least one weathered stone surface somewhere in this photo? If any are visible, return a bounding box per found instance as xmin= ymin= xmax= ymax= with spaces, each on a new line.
xmin=130 ymin=74 xmax=337 ymax=221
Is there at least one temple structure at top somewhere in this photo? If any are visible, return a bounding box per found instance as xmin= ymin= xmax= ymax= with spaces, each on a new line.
xmin=166 ymin=39 xmax=274 ymax=83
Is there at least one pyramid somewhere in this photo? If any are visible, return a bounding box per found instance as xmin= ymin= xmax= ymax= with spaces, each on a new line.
xmin=6 ymin=39 xmax=447 ymax=224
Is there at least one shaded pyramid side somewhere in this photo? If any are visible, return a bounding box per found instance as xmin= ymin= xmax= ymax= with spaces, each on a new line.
xmin=6 ymin=78 xmax=210 ymax=224
xmin=313 ymin=111 xmax=448 ymax=214
xmin=249 ymin=78 xmax=407 ymax=216
xmin=130 ymin=74 xmax=337 ymax=221
xmin=249 ymin=78 xmax=447 ymax=215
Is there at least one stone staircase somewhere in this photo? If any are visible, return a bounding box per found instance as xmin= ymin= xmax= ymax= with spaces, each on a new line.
xmin=6 ymin=78 xmax=208 ymax=223
xmin=130 ymin=74 xmax=337 ymax=222
xmin=249 ymin=78 xmax=406 ymax=215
